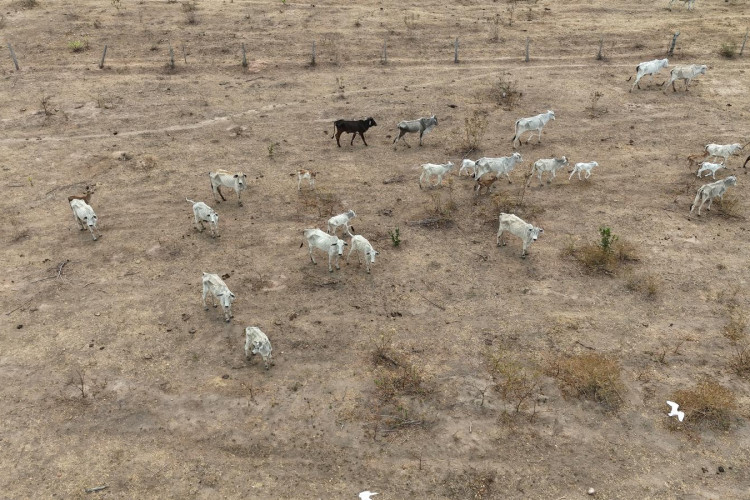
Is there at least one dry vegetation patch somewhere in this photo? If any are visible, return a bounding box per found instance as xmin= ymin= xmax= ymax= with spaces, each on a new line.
xmin=487 ymin=350 xmax=542 ymax=416
xmin=443 ymin=467 xmax=496 ymax=500
xmin=670 ymin=379 xmax=738 ymax=431
xmin=550 ymin=353 xmax=625 ymax=411
xmin=565 ymin=226 xmax=638 ymax=274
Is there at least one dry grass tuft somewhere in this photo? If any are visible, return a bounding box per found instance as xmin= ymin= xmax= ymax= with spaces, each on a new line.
xmin=670 ymin=379 xmax=737 ymax=430
xmin=550 ymin=353 xmax=625 ymax=411
xmin=722 ymin=307 xmax=747 ymax=342
xmin=372 ymin=331 xmax=430 ymax=401
xmin=729 ymin=344 xmax=750 ymax=377
xmin=716 ymin=194 xmax=742 ymax=219
xmin=568 ymin=227 xmax=638 ymax=274
xmin=625 ymin=272 xmax=661 ymax=299
xmin=443 ymin=468 xmax=495 ymax=500
xmin=487 ymin=76 xmax=522 ymax=110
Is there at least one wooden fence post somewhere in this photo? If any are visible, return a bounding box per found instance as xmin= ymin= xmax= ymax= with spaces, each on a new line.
xmin=182 ymin=45 xmax=187 ymax=63
xmin=7 ymin=43 xmax=19 ymax=71
xmin=241 ymin=43 xmax=247 ymax=68
xmin=454 ymin=37 xmax=459 ymax=64
xmin=740 ymin=28 xmax=749 ymax=56
xmin=596 ymin=37 xmax=603 ymax=60
xmin=381 ymin=41 xmax=387 ymax=65
xmin=99 ymin=44 xmax=107 ymax=69
xmin=311 ymin=41 xmax=316 ymax=66
xmin=668 ymin=31 xmax=680 ymax=57
xmin=525 ymin=37 xmax=530 ymax=62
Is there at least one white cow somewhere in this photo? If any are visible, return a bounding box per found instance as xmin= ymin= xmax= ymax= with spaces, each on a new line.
xmin=664 ymin=64 xmax=707 ymax=92
xmin=668 ymin=0 xmax=695 ymax=10
xmin=201 ymin=272 xmax=235 ymax=323
xmin=705 ymin=143 xmax=743 ymax=165
xmin=244 ymin=326 xmax=273 ymax=370
xmin=347 ymin=235 xmax=379 ymax=274
xmin=209 ymin=169 xmax=248 ymax=206
xmin=69 ymin=199 xmax=99 ymax=241
xmin=393 ymin=115 xmax=438 ymax=147
xmin=512 ymin=110 xmax=555 ymax=148
xmin=527 ymin=156 xmax=569 ymax=186
xmin=419 ymin=161 xmax=454 ymax=189
xmin=696 ymin=162 xmax=725 ymax=179
xmin=458 ymin=159 xmax=477 ymax=177
xmin=628 ymin=58 xmax=669 ymax=92
xmin=327 ymin=210 xmax=356 ymax=237
xmin=473 ymin=153 xmax=523 ymax=182
xmin=690 ymin=176 xmax=737 ymax=215
xmin=297 ymin=169 xmax=317 ymax=190
xmin=569 ymin=161 xmax=599 ymax=181
xmin=496 ymin=213 xmax=543 ymax=257
xmin=186 ymin=198 xmax=219 ymax=237
xmin=302 ymin=228 xmax=348 ymax=272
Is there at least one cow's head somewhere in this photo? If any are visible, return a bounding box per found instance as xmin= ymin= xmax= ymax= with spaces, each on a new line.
xmin=83 ymin=213 xmax=98 ymax=229
xmin=446 ymin=161 xmax=454 ymax=169
xmin=725 ymin=176 xmax=738 ymax=187
xmin=366 ymin=247 xmax=379 ymax=263
xmin=511 ymin=152 xmax=523 ymax=162
xmin=698 ymin=65 xmax=707 ymax=75
xmin=234 ymin=173 xmax=248 ymax=191
xmin=528 ymin=226 xmax=544 ymax=241
xmin=331 ymin=238 xmax=347 ymax=255
xmin=547 ymin=110 xmax=555 ymax=120
xmin=559 ymin=156 xmax=569 ymax=166
xmin=216 ymin=291 xmax=235 ymax=313
xmin=207 ymin=211 xmax=219 ymax=226
xmin=346 ymin=209 xmax=356 ymax=219
xmin=660 ymin=58 xmax=669 ymax=68
xmin=366 ymin=117 xmax=377 ymax=127
xmin=431 ymin=114 xmax=438 ymax=125
xmin=731 ymin=143 xmax=743 ymax=152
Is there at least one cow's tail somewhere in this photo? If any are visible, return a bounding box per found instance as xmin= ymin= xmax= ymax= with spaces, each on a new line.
xmin=186 ymin=198 xmax=195 ymax=204
xmin=330 ymin=122 xmax=337 ymax=139
xmin=511 ymin=119 xmax=520 ymax=144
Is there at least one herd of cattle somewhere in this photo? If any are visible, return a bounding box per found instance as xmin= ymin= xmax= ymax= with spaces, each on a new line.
xmin=65 ymin=55 xmax=747 ymax=370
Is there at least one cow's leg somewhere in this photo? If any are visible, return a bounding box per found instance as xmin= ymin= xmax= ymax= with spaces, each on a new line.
xmin=537 ymin=128 xmax=543 ymax=144
xmin=360 ymin=132 xmax=368 ymax=146
xmin=335 ymin=130 xmax=343 ymax=147
xmin=672 ymin=80 xmax=677 ymax=92
xmin=217 ymin=186 xmax=226 ymax=201
xmin=684 ymin=78 xmax=690 ymax=91
xmin=346 ymin=244 xmax=354 ymax=263
xmin=521 ymin=241 xmax=528 ymax=258
xmin=436 ymin=174 xmax=443 ymax=188
xmin=327 ymin=252 xmax=334 ymax=272
xmin=197 ymin=219 xmax=205 ymax=232
xmin=74 ymin=214 xmax=85 ymax=230
xmin=419 ymin=172 xmax=426 ymax=189
xmin=87 ymin=225 xmax=98 ymax=241
xmin=298 ymin=177 xmax=302 ymax=191
xmin=350 ymin=132 xmax=357 ymax=146
xmin=236 ymin=188 xmax=243 ymax=207
xmin=506 ymin=172 xmax=512 ymax=184
xmin=497 ymin=229 xmax=505 ymax=246
xmin=202 ymin=287 xmax=209 ymax=310
xmin=308 ymin=243 xmax=317 ymax=264
xmin=393 ymin=129 xmax=405 ymax=145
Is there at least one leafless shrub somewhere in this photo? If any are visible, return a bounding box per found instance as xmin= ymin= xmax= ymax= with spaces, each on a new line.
xmin=719 ymin=42 xmax=737 ymax=59
xmin=586 ymin=91 xmax=608 ymax=118
xmin=487 ymin=77 xmax=522 ymax=110
xmin=550 ymin=353 xmax=625 ymax=411
xmin=460 ymin=110 xmax=488 ymax=156
xmin=670 ymin=379 xmax=737 ymax=430
xmin=182 ymin=0 xmax=197 ymax=24
xmin=624 ymin=272 xmax=661 ymax=299
xmin=723 ymin=306 xmax=747 ymax=342
xmin=729 ymin=343 xmax=750 ymax=376
xmin=488 ymin=351 xmax=541 ymax=415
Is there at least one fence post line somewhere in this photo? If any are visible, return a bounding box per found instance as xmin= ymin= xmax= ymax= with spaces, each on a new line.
xmin=525 ymin=37 xmax=530 ymax=62
xmin=668 ymin=31 xmax=680 ymax=57
xmin=740 ymin=28 xmax=749 ymax=56
xmin=8 ymin=43 xmax=19 ymax=71
xmin=99 ymin=44 xmax=107 ymax=69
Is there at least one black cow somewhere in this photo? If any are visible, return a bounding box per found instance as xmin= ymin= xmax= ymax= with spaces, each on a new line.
xmin=331 ymin=117 xmax=377 ymax=147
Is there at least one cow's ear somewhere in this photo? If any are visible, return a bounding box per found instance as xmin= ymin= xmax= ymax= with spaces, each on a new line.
xmin=230 ymin=293 xmax=235 ymax=298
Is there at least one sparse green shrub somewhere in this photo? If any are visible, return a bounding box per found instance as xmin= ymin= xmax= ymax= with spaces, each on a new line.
xmin=599 ymin=226 xmax=617 ymax=252
xmin=551 ymin=353 xmax=625 ymax=411
xmin=68 ymin=39 xmax=88 ymax=52
xmin=719 ymin=42 xmax=737 ymax=59
xmin=267 ymin=142 xmax=279 ymax=157
xmin=670 ymin=379 xmax=737 ymax=430
xmin=569 ymin=226 xmax=637 ymax=274
xmin=388 ymin=227 xmax=401 ymax=247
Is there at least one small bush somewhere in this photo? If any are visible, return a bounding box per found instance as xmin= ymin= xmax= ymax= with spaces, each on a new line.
xmin=569 ymin=227 xmax=637 ymax=274
xmin=443 ymin=468 xmax=495 ymax=500
xmin=68 ymin=39 xmax=88 ymax=53
xmin=551 ymin=353 xmax=625 ymax=411
xmin=723 ymin=307 xmax=747 ymax=342
xmin=670 ymin=379 xmax=737 ymax=430
xmin=461 ymin=110 xmax=488 ymax=156
xmin=729 ymin=344 xmax=750 ymax=376
xmin=388 ymin=227 xmax=401 ymax=247
xmin=488 ymin=77 xmax=522 ymax=110
xmin=716 ymin=194 xmax=742 ymax=218
xmin=719 ymin=42 xmax=737 ymax=59
xmin=488 ymin=352 xmax=541 ymax=414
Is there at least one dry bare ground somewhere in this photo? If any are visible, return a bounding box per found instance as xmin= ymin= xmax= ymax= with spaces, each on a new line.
xmin=1 ymin=0 xmax=750 ymax=498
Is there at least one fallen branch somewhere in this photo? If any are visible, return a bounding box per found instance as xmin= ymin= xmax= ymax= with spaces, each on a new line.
xmin=575 ymin=340 xmax=595 ymax=350
xmin=5 ymin=299 xmax=32 ymax=316
xmin=418 ymin=292 xmax=445 ymax=311
xmin=85 ymin=485 xmax=108 ymax=493
xmin=56 ymin=259 xmax=69 ymax=279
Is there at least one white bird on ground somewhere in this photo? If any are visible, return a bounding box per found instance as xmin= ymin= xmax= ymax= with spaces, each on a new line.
xmin=359 ymin=491 xmax=378 ymax=500
xmin=666 ymin=401 xmax=685 ymax=422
